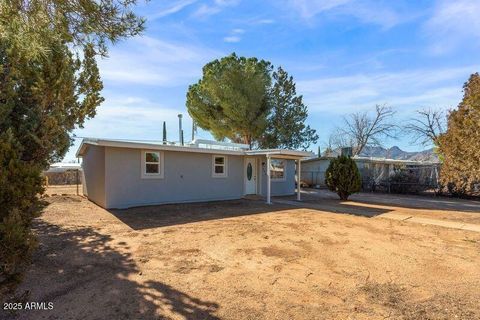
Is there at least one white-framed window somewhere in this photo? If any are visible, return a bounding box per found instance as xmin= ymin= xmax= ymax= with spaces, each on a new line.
xmin=270 ymin=159 xmax=286 ymax=181
xmin=212 ymin=155 xmax=227 ymax=178
xmin=141 ymin=150 xmax=164 ymax=179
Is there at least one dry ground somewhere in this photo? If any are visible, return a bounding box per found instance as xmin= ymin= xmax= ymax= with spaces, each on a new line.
xmin=5 ymin=187 xmax=480 ymax=320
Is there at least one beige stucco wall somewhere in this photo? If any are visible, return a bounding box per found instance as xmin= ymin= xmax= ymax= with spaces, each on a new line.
xmin=81 ymin=144 xmax=106 ymax=207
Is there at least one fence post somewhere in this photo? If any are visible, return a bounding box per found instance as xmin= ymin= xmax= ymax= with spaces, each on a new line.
xmin=76 ymin=169 xmax=79 ymax=196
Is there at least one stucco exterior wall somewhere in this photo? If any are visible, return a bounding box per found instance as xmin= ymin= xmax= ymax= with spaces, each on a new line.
xmin=260 ymin=158 xmax=296 ymax=197
xmin=104 ymin=147 xmax=245 ymax=209
xmin=81 ymin=145 xmax=106 ymax=207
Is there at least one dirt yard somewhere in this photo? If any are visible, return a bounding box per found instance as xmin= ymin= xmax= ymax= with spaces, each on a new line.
xmin=6 ymin=189 xmax=480 ymax=320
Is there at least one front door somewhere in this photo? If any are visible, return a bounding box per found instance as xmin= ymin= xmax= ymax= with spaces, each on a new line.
xmin=245 ymin=158 xmax=257 ymax=195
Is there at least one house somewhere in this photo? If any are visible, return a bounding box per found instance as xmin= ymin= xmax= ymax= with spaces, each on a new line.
xmin=76 ymin=138 xmax=313 ymax=209
xmin=301 ymin=156 xmax=440 ymax=190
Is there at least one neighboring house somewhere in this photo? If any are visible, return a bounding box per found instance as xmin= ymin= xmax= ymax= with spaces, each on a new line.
xmin=76 ymin=138 xmax=313 ymax=209
xmin=302 ymin=156 xmax=440 ymax=189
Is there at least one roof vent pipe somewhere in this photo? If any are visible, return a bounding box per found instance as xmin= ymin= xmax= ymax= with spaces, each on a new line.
xmin=178 ymin=114 xmax=183 ymax=146
xmin=162 ymin=121 xmax=167 ymax=145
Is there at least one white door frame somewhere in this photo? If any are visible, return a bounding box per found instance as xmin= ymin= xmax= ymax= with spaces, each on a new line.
xmin=244 ymin=157 xmax=257 ymax=195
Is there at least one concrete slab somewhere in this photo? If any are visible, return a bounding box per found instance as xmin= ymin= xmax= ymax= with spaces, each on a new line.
xmin=379 ymin=213 xmax=480 ymax=233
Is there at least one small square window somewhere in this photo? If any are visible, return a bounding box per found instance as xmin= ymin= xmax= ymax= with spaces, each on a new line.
xmin=212 ymin=155 xmax=227 ymax=178
xmin=142 ymin=151 xmax=164 ymax=179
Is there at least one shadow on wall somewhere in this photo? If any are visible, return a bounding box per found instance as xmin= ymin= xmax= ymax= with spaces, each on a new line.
xmin=9 ymin=220 xmax=219 ymax=320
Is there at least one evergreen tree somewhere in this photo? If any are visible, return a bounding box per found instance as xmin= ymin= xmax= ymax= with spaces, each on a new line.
xmin=163 ymin=121 xmax=167 ymax=144
xmin=187 ymin=56 xmax=317 ymax=150
xmin=438 ymin=73 xmax=480 ymax=194
xmin=0 ymin=0 xmax=144 ymax=294
xmin=325 ymin=156 xmax=361 ymax=200
xmin=261 ymin=67 xmax=318 ymax=150
xmin=187 ymin=53 xmax=272 ymax=147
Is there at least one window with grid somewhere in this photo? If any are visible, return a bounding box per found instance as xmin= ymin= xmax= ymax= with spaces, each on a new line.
xmin=212 ymin=155 xmax=227 ymax=177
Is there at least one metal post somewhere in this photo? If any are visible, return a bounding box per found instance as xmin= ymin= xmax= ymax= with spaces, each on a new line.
xmin=297 ymin=159 xmax=301 ymax=201
xmin=76 ymin=169 xmax=79 ymax=196
xmin=266 ymin=156 xmax=271 ymax=204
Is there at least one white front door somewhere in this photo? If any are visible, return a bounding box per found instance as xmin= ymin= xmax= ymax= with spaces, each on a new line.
xmin=245 ymin=158 xmax=257 ymax=194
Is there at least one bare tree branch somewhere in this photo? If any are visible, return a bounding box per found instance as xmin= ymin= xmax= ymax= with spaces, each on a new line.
xmin=334 ymin=104 xmax=397 ymax=156
xmin=404 ymin=108 xmax=446 ymax=147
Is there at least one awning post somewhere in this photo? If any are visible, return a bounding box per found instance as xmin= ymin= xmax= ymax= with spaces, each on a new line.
xmin=266 ymin=155 xmax=271 ymax=204
xmin=297 ymin=159 xmax=301 ymax=201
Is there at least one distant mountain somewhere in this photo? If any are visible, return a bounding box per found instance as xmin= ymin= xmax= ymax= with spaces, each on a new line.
xmin=326 ymin=146 xmax=439 ymax=162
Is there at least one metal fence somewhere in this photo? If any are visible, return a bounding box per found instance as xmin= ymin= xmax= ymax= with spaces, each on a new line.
xmin=301 ymin=170 xmax=327 ymax=187
xmin=301 ymin=164 xmax=441 ymax=194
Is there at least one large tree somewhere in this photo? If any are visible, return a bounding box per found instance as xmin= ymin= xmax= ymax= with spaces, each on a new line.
xmin=260 ymin=67 xmax=318 ymax=150
xmin=0 ymin=0 xmax=144 ymax=294
xmin=438 ymin=73 xmax=480 ymax=194
xmin=187 ymin=53 xmax=272 ymax=147
xmin=333 ymin=104 xmax=397 ymax=156
xmin=187 ymin=54 xmax=317 ymax=149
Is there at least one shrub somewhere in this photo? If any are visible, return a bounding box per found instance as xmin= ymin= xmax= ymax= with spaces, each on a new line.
xmin=388 ymin=170 xmax=427 ymax=194
xmin=325 ymin=155 xmax=361 ymax=200
xmin=0 ymin=131 xmax=44 ymax=296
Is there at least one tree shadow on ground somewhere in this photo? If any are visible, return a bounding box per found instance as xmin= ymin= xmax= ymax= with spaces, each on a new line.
xmin=7 ymin=219 xmax=219 ymax=320
xmin=109 ymin=199 xmax=294 ymax=230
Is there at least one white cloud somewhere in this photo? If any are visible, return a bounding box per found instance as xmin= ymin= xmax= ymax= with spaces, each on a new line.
xmin=223 ymin=28 xmax=245 ymax=43
xmin=223 ymin=36 xmax=241 ymax=43
xmin=289 ymin=0 xmax=352 ymax=18
xmin=287 ymin=0 xmax=404 ymax=29
xmin=297 ymin=66 xmax=475 ymax=115
xmin=98 ymin=36 xmax=222 ymax=86
xmin=255 ymin=19 xmax=275 ymax=25
xmin=192 ymin=0 xmax=240 ymax=18
xmin=424 ymin=0 xmax=480 ymax=54
xmin=147 ymin=0 xmax=198 ymax=20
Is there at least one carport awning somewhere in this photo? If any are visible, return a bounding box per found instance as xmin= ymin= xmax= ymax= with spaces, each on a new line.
xmin=245 ymin=150 xmax=313 ymax=204
xmin=245 ymin=149 xmax=313 ymax=159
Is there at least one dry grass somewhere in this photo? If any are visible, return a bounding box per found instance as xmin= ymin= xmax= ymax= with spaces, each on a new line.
xmin=8 ymin=190 xmax=480 ymax=320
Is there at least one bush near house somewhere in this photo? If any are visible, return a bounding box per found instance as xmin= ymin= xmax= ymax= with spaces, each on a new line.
xmin=389 ymin=171 xmax=425 ymax=194
xmin=325 ymin=155 xmax=361 ymax=200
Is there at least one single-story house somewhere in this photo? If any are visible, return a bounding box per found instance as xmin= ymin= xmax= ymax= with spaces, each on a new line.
xmin=76 ymin=138 xmax=313 ymax=209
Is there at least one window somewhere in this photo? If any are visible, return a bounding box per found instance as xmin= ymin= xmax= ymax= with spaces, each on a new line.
xmin=141 ymin=151 xmax=164 ymax=179
xmin=212 ymin=155 xmax=227 ymax=178
xmin=270 ymin=159 xmax=286 ymax=181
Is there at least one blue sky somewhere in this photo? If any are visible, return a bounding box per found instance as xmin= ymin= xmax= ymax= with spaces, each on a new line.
xmin=65 ymin=0 xmax=480 ymax=161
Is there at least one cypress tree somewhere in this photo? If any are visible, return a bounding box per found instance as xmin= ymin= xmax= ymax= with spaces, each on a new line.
xmin=325 ymin=156 xmax=361 ymax=200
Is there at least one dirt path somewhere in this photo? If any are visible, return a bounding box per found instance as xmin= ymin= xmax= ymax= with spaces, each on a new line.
xmin=7 ymin=192 xmax=480 ymax=320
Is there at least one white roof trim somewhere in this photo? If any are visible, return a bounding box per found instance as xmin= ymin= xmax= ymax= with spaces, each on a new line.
xmin=76 ymin=138 xmax=314 ymax=159
xmin=245 ymin=149 xmax=314 ymax=159
xmin=76 ymin=138 xmax=246 ymax=157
